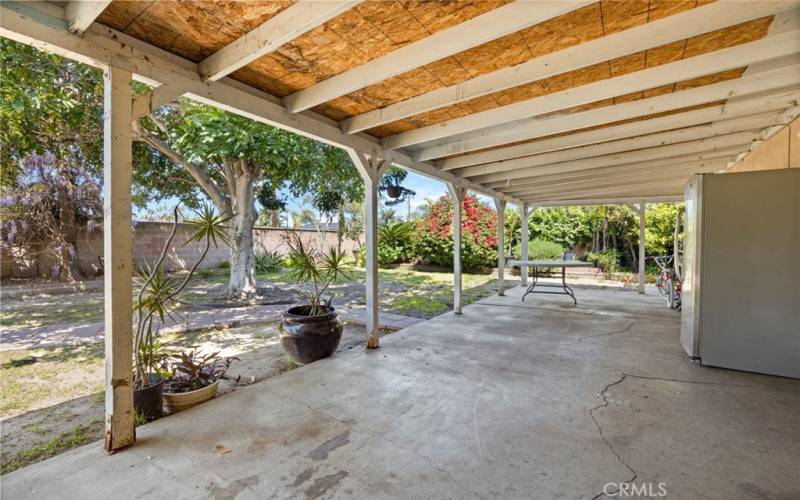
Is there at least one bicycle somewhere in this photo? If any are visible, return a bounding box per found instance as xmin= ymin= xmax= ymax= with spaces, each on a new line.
xmin=650 ymin=255 xmax=681 ymax=309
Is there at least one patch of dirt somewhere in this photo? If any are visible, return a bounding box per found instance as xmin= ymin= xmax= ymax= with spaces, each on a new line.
xmin=0 ymin=321 xmax=382 ymax=475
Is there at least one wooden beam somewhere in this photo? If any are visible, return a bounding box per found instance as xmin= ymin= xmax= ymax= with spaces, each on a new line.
xmin=65 ymin=0 xmax=110 ymax=34
xmin=452 ymin=113 xmax=780 ymax=178
xmin=436 ymin=92 xmax=800 ymax=169
xmin=488 ymin=151 xmax=738 ymax=191
xmin=447 ymin=183 xmax=467 ymax=314
xmin=413 ymin=79 xmax=800 ymax=162
xmin=522 ymin=183 xmax=687 ymax=202
xmin=199 ymin=1 xmax=361 ymax=81
xmin=0 ymin=3 xmax=521 ymax=206
xmin=347 ymin=149 xmax=388 ymax=349
xmin=282 ymin=0 xmax=592 ymax=113
xmin=500 ymin=159 xmax=728 ymax=196
xmin=511 ymin=168 xmax=716 ymax=199
xmin=382 ymin=33 xmax=800 ymax=150
xmin=533 ymin=195 xmax=683 ymax=207
xmin=131 ymin=85 xmax=185 ymax=121
xmin=494 ymin=198 xmax=506 ymax=296
xmin=103 ymin=65 xmax=135 ymax=452
xmin=471 ymin=132 xmax=758 ymax=184
xmin=519 ymin=203 xmax=531 ymax=286
xmin=636 ymin=203 xmax=646 ymax=294
xmin=342 ymin=1 xmax=800 ymax=135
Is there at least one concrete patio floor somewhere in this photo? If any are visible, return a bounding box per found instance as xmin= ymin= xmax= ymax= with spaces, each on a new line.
xmin=3 ymin=285 xmax=799 ymax=499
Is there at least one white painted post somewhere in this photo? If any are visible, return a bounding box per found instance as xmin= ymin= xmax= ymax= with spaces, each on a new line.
xmin=520 ymin=203 xmax=530 ymax=287
xmin=103 ymin=65 xmax=135 ymax=452
xmin=447 ymin=183 xmax=466 ymax=314
xmin=348 ymin=149 xmax=388 ymax=348
xmin=637 ymin=202 xmax=646 ymax=294
xmin=494 ymin=198 xmax=506 ymax=295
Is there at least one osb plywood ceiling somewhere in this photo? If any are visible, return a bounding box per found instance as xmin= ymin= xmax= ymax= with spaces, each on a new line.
xmin=97 ymin=0 xmax=775 ymax=140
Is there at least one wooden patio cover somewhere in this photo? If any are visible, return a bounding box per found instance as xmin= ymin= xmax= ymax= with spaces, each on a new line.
xmin=3 ymin=0 xmax=799 ymax=206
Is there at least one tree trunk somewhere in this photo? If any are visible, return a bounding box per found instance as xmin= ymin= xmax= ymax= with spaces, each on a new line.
xmin=270 ymin=209 xmax=280 ymax=227
xmin=228 ymin=174 xmax=258 ymax=298
xmin=56 ymin=173 xmax=84 ymax=281
xmin=337 ymin=203 xmax=345 ymax=252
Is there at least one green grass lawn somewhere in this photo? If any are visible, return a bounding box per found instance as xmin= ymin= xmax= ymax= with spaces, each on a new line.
xmin=0 ymin=266 xmax=502 ymax=330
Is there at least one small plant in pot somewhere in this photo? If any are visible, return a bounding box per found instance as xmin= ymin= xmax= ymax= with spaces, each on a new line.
xmin=162 ymin=347 xmax=239 ymax=413
xmin=132 ymin=204 xmax=229 ymax=421
xmin=280 ymin=234 xmax=350 ymax=364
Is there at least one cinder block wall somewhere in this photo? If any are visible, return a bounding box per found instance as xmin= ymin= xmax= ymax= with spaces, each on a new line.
xmin=1 ymin=223 xmax=360 ymax=279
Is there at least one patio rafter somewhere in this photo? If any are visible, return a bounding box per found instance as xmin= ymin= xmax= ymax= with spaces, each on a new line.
xmin=381 ymin=30 xmax=800 ymax=150
xmin=451 ymin=112 xmax=783 ymax=178
xmin=412 ymin=61 xmax=800 ymax=161
xmin=65 ymin=0 xmax=111 ymax=34
xmin=281 ymin=0 xmax=593 ymax=113
xmin=198 ymin=0 xmax=362 ymax=82
xmin=341 ymin=0 xmax=799 ymax=135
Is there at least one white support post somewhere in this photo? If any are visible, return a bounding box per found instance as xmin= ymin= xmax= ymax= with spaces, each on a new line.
xmin=520 ymin=203 xmax=531 ymax=287
xmin=447 ymin=183 xmax=467 ymax=314
xmin=494 ymin=198 xmax=506 ymax=296
xmin=348 ymin=149 xmax=389 ymax=348
xmin=103 ymin=65 xmax=135 ymax=452
xmin=637 ymin=202 xmax=646 ymax=295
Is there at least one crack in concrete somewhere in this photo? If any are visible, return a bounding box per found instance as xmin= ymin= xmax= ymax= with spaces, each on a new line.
xmin=578 ymin=322 xmax=636 ymax=344
xmin=588 ymin=374 xmax=637 ymax=500
xmin=623 ymin=372 xmax=762 ymax=389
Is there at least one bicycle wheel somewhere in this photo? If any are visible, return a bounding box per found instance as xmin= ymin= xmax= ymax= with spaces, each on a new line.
xmin=666 ymin=278 xmax=675 ymax=309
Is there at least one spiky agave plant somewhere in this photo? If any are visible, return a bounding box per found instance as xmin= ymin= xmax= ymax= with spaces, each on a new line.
xmin=284 ymin=233 xmax=350 ymax=316
xmin=132 ymin=204 xmax=229 ymax=389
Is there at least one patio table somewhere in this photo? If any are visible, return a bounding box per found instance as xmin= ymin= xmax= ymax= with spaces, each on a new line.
xmin=507 ymin=260 xmax=594 ymax=305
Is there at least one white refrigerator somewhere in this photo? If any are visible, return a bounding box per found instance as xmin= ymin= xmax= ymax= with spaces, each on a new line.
xmin=680 ymin=168 xmax=800 ymax=379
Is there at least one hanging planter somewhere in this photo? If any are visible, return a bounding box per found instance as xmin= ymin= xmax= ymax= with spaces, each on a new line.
xmin=386 ymin=185 xmax=403 ymax=199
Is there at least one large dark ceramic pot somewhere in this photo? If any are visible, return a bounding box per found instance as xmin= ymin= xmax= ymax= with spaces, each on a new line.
xmin=280 ymin=305 xmax=343 ymax=364
xmin=133 ymin=375 xmax=163 ymax=421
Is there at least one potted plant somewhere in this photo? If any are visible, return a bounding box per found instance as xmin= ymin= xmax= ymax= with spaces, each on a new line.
xmin=162 ymin=347 xmax=238 ymax=413
xmin=132 ymin=204 xmax=229 ymax=420
xmin=280 ymin=234 xmax=350 ymax=364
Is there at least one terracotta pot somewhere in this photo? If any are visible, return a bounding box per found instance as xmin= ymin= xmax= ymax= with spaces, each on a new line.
xmin=133 ymin=377 xmax=163 ymax=421
xmin=280 ymin=305 xmax=343 ymax=364
xmin=163 ymin=380 xmax=219 ymax=413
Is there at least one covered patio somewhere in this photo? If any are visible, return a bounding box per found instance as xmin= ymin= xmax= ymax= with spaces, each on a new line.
xmin=1 ymin=0 xmax=799 ymax=497
xmin=4 ymin=286 xmax=799 ymax=498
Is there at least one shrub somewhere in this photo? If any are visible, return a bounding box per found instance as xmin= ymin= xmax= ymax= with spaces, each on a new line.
xmin=587 ymin=249 xmax=621 ymax=279
xmin=411 ymin=194 xmax=497 ymax=271
xmin=217 ymin=260 xmax=230 ymax=269
xmin=378 ymin=221 xmax=413 ymax=265
xmin=254 ymin=249 xmax=283 ymax=273
xmin=514 ymin=238 xmax=564 ymax=260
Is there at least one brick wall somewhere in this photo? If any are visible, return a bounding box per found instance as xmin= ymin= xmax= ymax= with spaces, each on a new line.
xmin=1 ymin=222 xmax=360 ymax=279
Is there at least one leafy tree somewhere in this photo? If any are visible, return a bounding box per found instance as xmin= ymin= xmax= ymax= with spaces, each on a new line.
xmin=645 ymin=203 xmax=684 ymax=257
xmin=411 ymin=194 xmax=497 ymax=271
xmin=133 ymin=101 xmax=364 ymax=297
xmin=0 ymin=39 xmax=103 ymax=279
